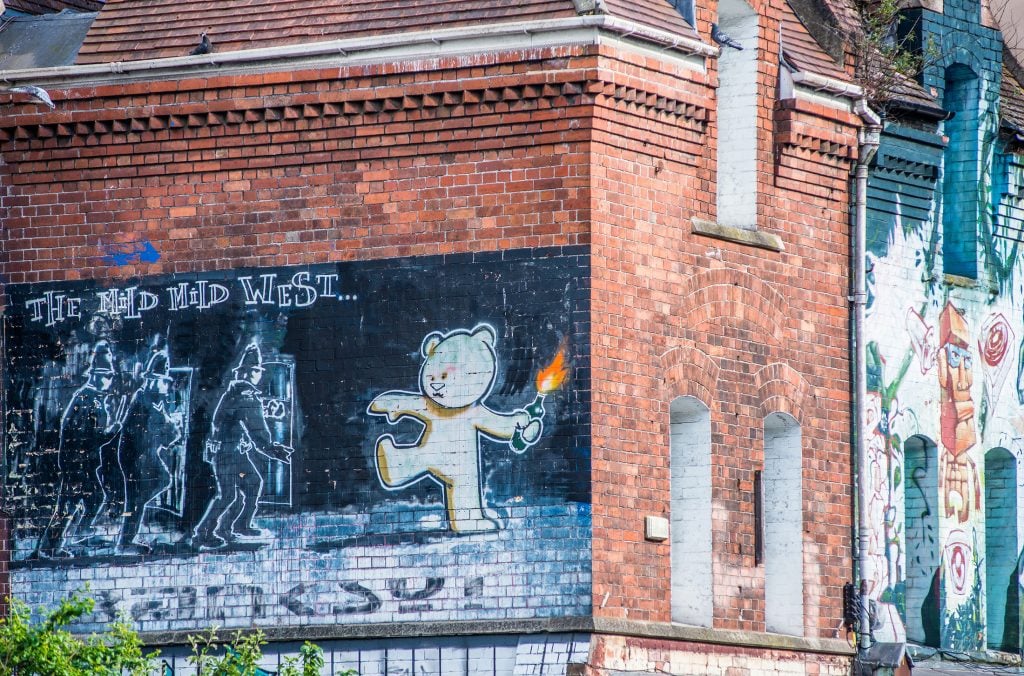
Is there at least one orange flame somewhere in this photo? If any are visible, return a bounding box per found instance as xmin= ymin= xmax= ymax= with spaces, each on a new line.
xmin=535 ymin=343 xmax=570 ymax=394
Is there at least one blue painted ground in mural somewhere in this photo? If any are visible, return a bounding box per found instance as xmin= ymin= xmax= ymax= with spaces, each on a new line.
xmin=12 ymin=501 xmax=592 ymax=633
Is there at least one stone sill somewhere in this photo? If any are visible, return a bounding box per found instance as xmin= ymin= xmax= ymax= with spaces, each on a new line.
xmin=942 ymin=273 xmax=978 ymax=288
xmin=692 ymin=218 xmax=784 ymax=252
xmin=139 ymin=616 xmax=854 ymax=657
xmin=592 ymin=617 xmax=854 ymax=656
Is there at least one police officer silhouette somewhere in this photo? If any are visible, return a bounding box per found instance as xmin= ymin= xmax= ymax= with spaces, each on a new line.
xmin=191 ymin=342 xmax=292 ymax=550
xmin=113 ymin=350 xmax=182 ymax=555
xmin=36 ymin=341 xmax=122 ymax=558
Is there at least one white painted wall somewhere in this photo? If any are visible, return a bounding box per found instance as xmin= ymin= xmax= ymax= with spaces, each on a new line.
xmin=715 ymin=0 xmax=759 ymax=229
xmin=764 ymin=412 xmax=803 ymax=635
xmin=670 ymin=396 xmax=713 ymax=626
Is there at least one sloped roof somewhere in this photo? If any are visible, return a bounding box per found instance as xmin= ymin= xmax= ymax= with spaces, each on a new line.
xmin=887 ymin=71 xmax=939 ymax=110
xmin=6 ymin=0 xmax=101 ymax=13
xmin=780 ymin=10 xmax=847 ymax=81
xmin=1002 ymin=61 xmax=1024 ymax=133
xmin=75 ymin=0 xmax=700 ymax=65
xmin=601 ymin=0 xmax=697 ymax=38
xmin=76 ymin=0 xmax=580 ymax=63
xmin=816 ymin=0 xmax=859 ymax=35
xmin=0 ymin=9 xmax=96 ymax=69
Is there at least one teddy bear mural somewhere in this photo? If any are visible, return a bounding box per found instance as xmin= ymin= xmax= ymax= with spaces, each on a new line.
xmin=368 ymin=324 xmax=544 ymax=533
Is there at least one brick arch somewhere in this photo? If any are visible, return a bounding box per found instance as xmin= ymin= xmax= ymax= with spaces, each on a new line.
xmin=659 ymin=341 xmax=720 ymax=409
xmin=672 ymin=268 xmax=789 ymax=346
xmin=754 ymin=361 xmax=811 ymax=423
xmin=936 ymin=31 xmax=987 ymax=77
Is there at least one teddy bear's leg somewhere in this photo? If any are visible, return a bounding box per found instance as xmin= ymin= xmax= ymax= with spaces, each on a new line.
xmin=445 ymin=479 xmax=499 ymax=532
xmin=375 ymin=435 xmax=421 ymax=487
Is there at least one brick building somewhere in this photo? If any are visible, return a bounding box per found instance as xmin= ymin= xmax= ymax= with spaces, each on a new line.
xmin=856 ymin=0 xmax=1024 ymax=671
xmin=0 ymin=0 xmax=866 ymax=673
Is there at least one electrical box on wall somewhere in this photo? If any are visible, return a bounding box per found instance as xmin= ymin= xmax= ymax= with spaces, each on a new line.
xmin=645 ymin=516 xmax=669 ymax=542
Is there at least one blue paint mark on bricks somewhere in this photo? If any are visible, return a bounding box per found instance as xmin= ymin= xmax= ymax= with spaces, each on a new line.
xmin=102 ymin=240 xmax=160 ymax=266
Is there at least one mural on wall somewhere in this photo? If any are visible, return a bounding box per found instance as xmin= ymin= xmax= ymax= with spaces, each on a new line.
xmin=2 ymin=248 xmax=591 ymax=632
xmin=369 ymin=325 xmax=563 ymax=534
xmin=191 ymin=341 xmax=294 ymax=551
xmin=862 ymin=75 xmax=1024 ymax=650
xmin=936 ymin=303 xmax=981 ymax=524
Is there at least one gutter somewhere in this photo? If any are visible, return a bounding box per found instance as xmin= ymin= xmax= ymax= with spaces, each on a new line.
xmin=0 ymin=15 xmax=715 ymax=88
xmin=885 ymin=99 xmax=952 ymax=122
xmin=852 ymin=97 xmax=882 ymax=665
xmin=1000 ymin=119 xmax=1024 ymax=144
xmin=791 ymin=71 xmax=865 ymax=100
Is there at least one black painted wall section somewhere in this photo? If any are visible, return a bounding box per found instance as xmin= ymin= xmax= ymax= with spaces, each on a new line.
xmin=1 ymin=246 xmax=591 ymax=631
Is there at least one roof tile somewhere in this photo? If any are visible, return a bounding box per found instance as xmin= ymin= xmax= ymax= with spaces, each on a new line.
xmin=1001 ymin=61 xmax=1024 ymax=133
xmin=600 ymin=0 xmax=697 ymax=39
xmin=77 ymin=0 xmax=581 ymax=64
xmin=77 ymin=0 xmax=706 ymax=64
xmin=780 ymin=10 xmax=847 ymax=81
xmin=6 ymin=0 xmax=101 ymax=14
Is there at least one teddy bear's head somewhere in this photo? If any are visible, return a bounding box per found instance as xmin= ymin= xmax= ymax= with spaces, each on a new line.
xmin=419 ymin=324 xmax=497 ymax=409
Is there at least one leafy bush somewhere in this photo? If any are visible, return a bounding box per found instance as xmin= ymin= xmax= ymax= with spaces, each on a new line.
xmin=189 ymin=629 xmax=337 ymax=676
xmin=0 ymin=593 xmax=349 ymax=675
xmin=0 ymin=593 xmax=154 ymax=676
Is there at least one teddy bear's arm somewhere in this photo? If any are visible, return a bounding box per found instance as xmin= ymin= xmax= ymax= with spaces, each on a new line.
xmin=368 ymin=391 xmax=430 ymax=424
xmin=475 ymin=406 xmax=531 ymax=440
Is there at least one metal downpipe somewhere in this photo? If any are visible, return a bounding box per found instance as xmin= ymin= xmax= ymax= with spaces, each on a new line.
xmin=853 ymin=97 xmax=882 ymax=663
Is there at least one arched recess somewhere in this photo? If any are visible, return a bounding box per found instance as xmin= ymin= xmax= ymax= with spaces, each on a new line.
xmin=670 ymin=395 xmax=713 ymax=626
xmin=763 ymin=411 xmax=803 ymax=635
xmin=903 ymin=435 xmax=941 ymax=646
xmin=985 ymin=447 xmax=1019 ymax=651
xmin=941 ymin=63 xmax=981 ymax=278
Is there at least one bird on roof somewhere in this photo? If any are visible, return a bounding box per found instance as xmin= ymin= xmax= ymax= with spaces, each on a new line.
xmin=711 ymin=23 xmax=744 ymax=50
xmin=189 ymin=32 xmax=213 ymax=56
xmin=3 ymin=85 xmax=54 ymax=109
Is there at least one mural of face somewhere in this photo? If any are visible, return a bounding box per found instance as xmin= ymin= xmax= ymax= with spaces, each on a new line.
xmin=246 ymin=367 xmax=264 ymax=386
xmin=938 ymin=303 xmax=976 ymax=456
xmin=418 ymin=326 xmax=497 ymax=410
xmin=937 ymin=303 xmax=980 ymax=522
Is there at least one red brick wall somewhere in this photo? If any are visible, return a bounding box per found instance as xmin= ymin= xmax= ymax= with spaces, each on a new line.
xmin=0 ymin=26 xmax=858 ymax=654
xmin=588 ymin=36 xmax=858 ymax=641
xmin=0 ymin=46 xmax=598 ymax=632
xmin=0 ymin=48 xmax=594 ymax=289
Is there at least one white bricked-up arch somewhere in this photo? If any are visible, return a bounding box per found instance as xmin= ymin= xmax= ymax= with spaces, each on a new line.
xmin=763 ymin=411 xmax=803 ymax=635
xmin=715 ymin=0 xmax=759 ymax=229
xmin=904 ymin=435 xmax=940 ymax=646
xmin=985 ymin=447 xmax=1019 ymax=651
xmin=670 ymin=395 xmax=713 ymax=627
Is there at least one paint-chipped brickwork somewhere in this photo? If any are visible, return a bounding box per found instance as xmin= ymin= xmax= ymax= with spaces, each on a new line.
xmin=588 ymin=636 xmax=853 ymax=675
